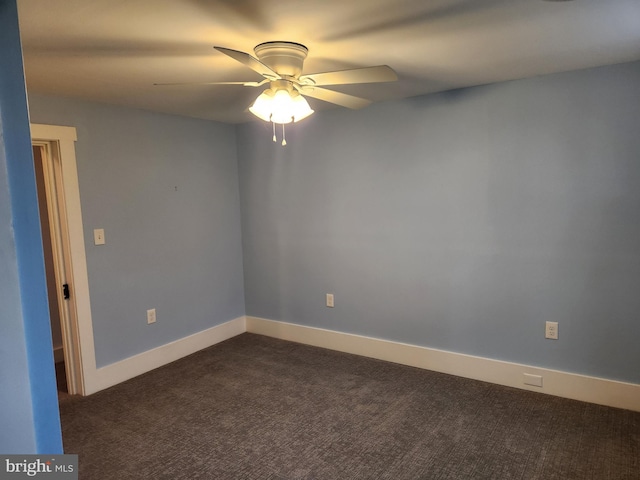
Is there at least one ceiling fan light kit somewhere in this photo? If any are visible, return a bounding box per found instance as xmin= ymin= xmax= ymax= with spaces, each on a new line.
xmin=248 ymin=80 xmax=314 ymax=124
xmin=249 ymin=82 xmax=314 ymax=145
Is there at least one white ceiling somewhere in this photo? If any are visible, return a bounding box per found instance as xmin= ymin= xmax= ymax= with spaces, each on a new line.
xmin=17 ymin=0 xmax=640 ymax=124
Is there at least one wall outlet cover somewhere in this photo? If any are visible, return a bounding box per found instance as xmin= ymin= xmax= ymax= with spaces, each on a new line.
xmin=326 ymin=293 xmax=334 ymax=308
xmin=523 ymin=373 xmax=543 ymax=387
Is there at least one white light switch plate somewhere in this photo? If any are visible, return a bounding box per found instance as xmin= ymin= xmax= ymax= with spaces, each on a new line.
xmin=94 ymin=228 xmax=105 ymax=245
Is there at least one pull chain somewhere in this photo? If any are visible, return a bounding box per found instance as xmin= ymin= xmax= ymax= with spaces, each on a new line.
xmin=269 ymin=119 xmax=292 ymax=146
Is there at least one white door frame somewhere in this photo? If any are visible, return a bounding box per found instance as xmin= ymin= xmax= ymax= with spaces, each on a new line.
xmin=31 ymin=124 xmax=96 ymax=396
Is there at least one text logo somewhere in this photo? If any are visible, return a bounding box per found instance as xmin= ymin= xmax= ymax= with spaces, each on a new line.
xmin=0 ymin=455 xmax=77 ymax=479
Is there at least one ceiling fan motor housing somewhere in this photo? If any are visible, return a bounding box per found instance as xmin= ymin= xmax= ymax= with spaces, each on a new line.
xmin=254 ymin=41 xmax=308 ymax=78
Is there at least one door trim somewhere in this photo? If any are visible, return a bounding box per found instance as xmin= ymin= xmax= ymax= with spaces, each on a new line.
xmin=31 ymin=124 xmax=95 ymax=396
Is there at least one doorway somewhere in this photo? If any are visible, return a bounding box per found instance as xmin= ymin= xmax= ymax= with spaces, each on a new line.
xmin=31 ymin=128 xmax=88 ymax=396
xmin=31 ymin=123 xmax=98 ymax=397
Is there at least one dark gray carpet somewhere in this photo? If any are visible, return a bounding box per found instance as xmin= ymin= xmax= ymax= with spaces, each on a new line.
xmin=59 ymin=333 xmax=639 ymax=479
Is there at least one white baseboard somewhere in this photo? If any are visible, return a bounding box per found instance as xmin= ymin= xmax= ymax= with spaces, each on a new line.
xmin=79 ymin=315 xmax=640 ymax=411
xmin=246 ymin=316 xmax=640 ymax=412
xmin=84 ymin=316 xmax=246 ymax=395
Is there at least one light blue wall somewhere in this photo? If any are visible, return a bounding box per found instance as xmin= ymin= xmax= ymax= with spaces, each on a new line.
xmin=0 ymin=105 xmax=37 ymax=455
xmin=28 ymin=95 xmax=245 ymax=368
xmin=237 ymin=61 xmax=640 ymax=384
xmin=0 ymin=0 xmax=62 ymax=453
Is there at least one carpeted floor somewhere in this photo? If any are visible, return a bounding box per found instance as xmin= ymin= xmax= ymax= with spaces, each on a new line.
xmin=59 ymin=333 xmax=639 ymax=479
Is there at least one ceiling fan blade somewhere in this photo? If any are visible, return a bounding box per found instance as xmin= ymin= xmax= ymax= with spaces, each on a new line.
xmin=154 ymin=80 xmax=267 ymax=87
xmin=214 ymin=46 xmax=280 ymax=81
xmin=298 ymin=86 xmax=372 ymax=109
xmin=300 ymin=65 xmax=397 ymax=86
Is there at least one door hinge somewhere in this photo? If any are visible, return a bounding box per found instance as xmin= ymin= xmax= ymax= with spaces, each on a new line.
xmin=63 ymin=283 xmax=70 ymax=300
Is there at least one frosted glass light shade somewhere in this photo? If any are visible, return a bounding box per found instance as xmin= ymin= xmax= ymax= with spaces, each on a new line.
xmin=290 ymin=93 xmax=314 ymax=122
xmin=249 ymin=89 xmax=314 ymax=124
xmin=248 ymin=90 xmax=274 ymax=122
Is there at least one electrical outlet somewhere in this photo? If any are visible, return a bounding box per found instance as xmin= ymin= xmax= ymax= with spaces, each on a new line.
xmin=147 ymin=308 xmax=156 ymax=324
xmin=523 ymin=373 xmax=543 ymax=387
xmin=326 ymin=293 xmax=334 ymax=308
xmin=545 ymin=321 xmax=558 ymax=339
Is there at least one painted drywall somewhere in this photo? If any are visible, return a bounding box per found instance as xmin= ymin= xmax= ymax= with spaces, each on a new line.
xmin=0 ymin=0 xmax=62 ymax=453
xmin=237 ymin=61 xmax=640 ymax=385
xmin=0 ymin=110 xmax=39 ymax=454
xmin=27 ymin=95 xmax=245 ymax=368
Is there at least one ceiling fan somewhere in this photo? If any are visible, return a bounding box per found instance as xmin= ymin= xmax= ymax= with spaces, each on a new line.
xmin=157 ymin=41 xmax=397 ymax=144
